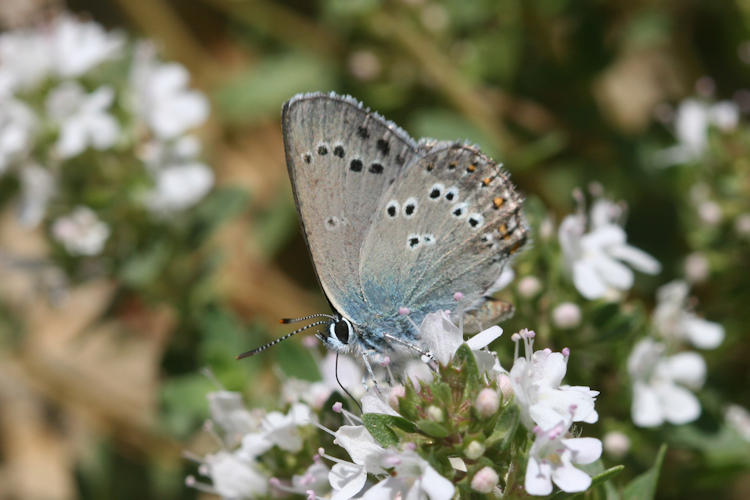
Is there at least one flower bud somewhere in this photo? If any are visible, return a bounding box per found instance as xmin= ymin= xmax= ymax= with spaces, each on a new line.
xmin=603 ymin=430 xmax=630 ymax=458
xmin=497 ymin=373 xmax=513 ymax=400
xmin=552 ymin=302 xmax=582 ymax=329
xmin=517 ymin=276 xmax=542 ymax=298
xmin=475 ymin=388 xmax=499 ymax=417
xmin=464 ymin=441 xmax=485 ymax=460
xmin=388 ymin=384 xmax=405 ymax=411
xmin=471 ymin=466 xmax=499 ymax=494
xmin=427 ymin=405 xmax=444 ymax=422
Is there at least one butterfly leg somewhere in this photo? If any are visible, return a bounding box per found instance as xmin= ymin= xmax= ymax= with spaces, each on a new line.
xmin=360 ymin=352 xmax=384 ymax=397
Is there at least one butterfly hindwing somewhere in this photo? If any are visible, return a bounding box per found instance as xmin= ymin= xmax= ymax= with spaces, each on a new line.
xmin=282 ymin=93 xmax=420 ymax=320
xmin=358 ymin=143 xmax=527 ymax=322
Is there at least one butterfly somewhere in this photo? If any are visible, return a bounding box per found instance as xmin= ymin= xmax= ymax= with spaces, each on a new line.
xmin=239 ymin=92 xmax=527 ymax=366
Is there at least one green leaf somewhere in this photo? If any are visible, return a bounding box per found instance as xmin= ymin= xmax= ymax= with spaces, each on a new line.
xmin=485 ymin=404 xmax=520 ymax=452
xmin=623 ymin=444 xmax=667 ymax=500
xmin=362 ymin=413 xmax=400 ymax=447
xmin=118 ymin=241 xmax=170 ymax=287
xmin=453 ymin=343 xmax=480 ymax=397
xmin=363 ymin=413 xmax=418 ymax=433
xmin=416 ymin=419 xmax=451 ymax=438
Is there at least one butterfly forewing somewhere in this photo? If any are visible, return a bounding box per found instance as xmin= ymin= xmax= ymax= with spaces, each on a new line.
xmin=358 ymin=143 xmax=527 ymax=320
xmin=282 ymin=93 xmax=420 ymax=320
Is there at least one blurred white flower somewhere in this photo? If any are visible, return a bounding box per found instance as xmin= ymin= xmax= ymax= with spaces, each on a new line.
xmin=261 ymin=403 xmax=312 ymax=453
xmin=510 ymin=331 xmax=599 ymax=431
xmin=552 ymin=302 xmax=582 ymax=329
xmin=525 ymin=422 xmax=602 ymax=496
xmin=559 ymin=197 xmax=661 ymax=300
xmin=207 ymin=390 xmax=264 ymax=447
xmin=0 ymin=29 xmax=51 ymax=94
xmin=145 ymin=162 xmax=213 ymax=213
xmin=292 ymin=461 xmax=330 ymax=495
xmin=654 ymin=98 xmax=739 ymax=166
xmin=684 ymin=252 xmax=710 ymax=284
xmin=195 ymin=450 xmax=268 ymax=499
xmin=725 ymin=404 xmax=750 ymax=442
xmin=602 ymin=430 xmax=630 ymax=458
xmin=51 ymin=15 xmax=124 ymax=78
xmin=653 ymin=280 xmax=724 ymax=349
xmin=628 ymin=338 xmax=705 ymax=427
xmin=0 ymin=98 xmax=36 ymax=172
xmin=51 ymin=206 xmax=110 ymax=256
xmin=17 ymin=164 xmax=55 ymax=227
xmin=46 ymin=82 xmax=120 ymax=158
xmin=735 ymin=213 xmax=750 ymax=237
xmin=132 ymin=45 xmax=209 ymax=139
xmin=517 ymin=275 xmax=542 ymax=298
xmin=697 ymin=200 xmax=722 ymax=225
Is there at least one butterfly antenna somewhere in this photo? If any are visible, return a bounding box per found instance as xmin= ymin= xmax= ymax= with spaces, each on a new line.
xmin=280 ymin=313 xmax=336 ymax=324
xmin=236 ymin=320 xmax=329 ymax=359
xmin=336 ymin=353 xmax=362 ymax=413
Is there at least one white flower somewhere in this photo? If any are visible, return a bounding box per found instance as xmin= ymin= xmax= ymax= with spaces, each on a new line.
xmin=333 ymin=425 xmax=388 ymax=475
xmin=207 ymin=391 xmax=263 ymax=447
xmin=0 ymin=98 xmax=36 ymax=173
xmin=684 ymin=252 xmax=710 ymax=283
xmin=145 ymin=162 xmax=214 ymax=213
xmin=525 ymin=422 xmax=602 ymax=496
xmin=200 ymin=450 xmax=268 ymax=499
xmin=517 ymin=275 xmax=542 ymax=298
xmin=654 ymin=98 xmax=739 ymax=166
xmin=418 ymin=310 xmax=502 ymax=366
xmin=653 ymin=280 xmax=724 ymax=349
xmin=0 ymin=29 xmax=51 ymax=94
xmin=46 ymin=82 xmax=120 ymax=158
xmin=282 ymin=352 xmax=365 ymax=410
xmin=17 ymin=164 xmax=55 ymax=227
xmin=628 ymin=338 xmax=706 ymax=427
xmin=510 ymin=330 xmax=598 ymax=431
xmin=51 ymin=206 xmax=110 ymax=256
xmin=292 ymin=461 xmax=330 ymax=495
xmin=131 ymin=44 xmax=208 ymax=139
xmin=261 ymin=403 xmax=312 ymax=453
xmin=51 ymin=15 xmax=124 ymax=78
xmin=359 ymin=450 xmax=455 ymax=500
xmin=559 ymin=197 xmax=661 ymax=300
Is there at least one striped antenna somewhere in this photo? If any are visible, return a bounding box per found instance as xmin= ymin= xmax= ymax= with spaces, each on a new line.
xmin=236 ymin=320 xmax=329 ymax=359
xmin=280 ymin=313 xmax=336 ymax=324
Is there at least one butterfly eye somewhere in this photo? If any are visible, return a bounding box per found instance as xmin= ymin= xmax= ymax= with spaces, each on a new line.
xmin=331 ymin=319 xmax=352 ymax=344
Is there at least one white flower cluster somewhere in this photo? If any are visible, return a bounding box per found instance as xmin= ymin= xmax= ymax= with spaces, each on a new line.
xmin=628 ymin=280 xmax=724 ymax=427
xmin=509 ymin=330 xmax=602 ymax=496
xmin=0 ymin=13 xmax=212 ymax=256
xmin=559 ymin=195 xmax=661 ymax=300
xmin=189 ymin=311 xmax=605 ymax=499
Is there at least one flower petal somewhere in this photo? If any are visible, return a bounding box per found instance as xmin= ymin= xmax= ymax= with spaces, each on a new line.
xmin=664 ymin=352 xmax=706 ymax=388
xmin=329 ymin=463 xmax=366 ymax=499
xmin=552 ymin=463 xmax=592 ymax=493
xmin=655 ymin=382 xmax=701 ymax=425
xmin=562 ymin=437 xmax=602 ymax=465
xmin=609 ymin=244 xmax=662 ymax=274
xmin=681 ymin=315 xmax=724 ymax=349
xmin=632 ymin=381 xmax=664 ymax=427
xmin=572 ymin=260 xmax=606 ymax=299
xmin=591 ymin=254 xmax=634 ymax=290
xmin=524 ymin=457 xmax=553 ymax=496
xmin=420 ymin=464 xmax=456 ymax=500
xmin=466 ymin=326 xmax=502 ymax=351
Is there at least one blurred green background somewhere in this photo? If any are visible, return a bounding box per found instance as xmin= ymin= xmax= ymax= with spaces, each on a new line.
xmin=0 ymin=0 xmax=748 ymax=498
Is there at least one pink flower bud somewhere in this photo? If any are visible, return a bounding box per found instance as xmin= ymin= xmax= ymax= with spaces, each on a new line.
xmin=475 ymin=388 xmax=499 ymax=417
xmin=471 ymin=466 xmax=499 ymax=493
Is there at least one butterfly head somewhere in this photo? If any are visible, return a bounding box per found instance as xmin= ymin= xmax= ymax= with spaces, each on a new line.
xmin=318 ymin=316 xmax=358 ymax=353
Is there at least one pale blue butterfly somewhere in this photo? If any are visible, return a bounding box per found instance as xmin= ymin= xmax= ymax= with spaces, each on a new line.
xmin=239 ymin=92 xmax=527 ymax=369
